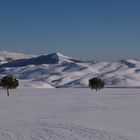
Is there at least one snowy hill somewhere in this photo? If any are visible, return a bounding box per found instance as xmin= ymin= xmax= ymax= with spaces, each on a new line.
xmin=0 ymin=51 xmax=35 ymax=64
xmin=0 ymin=52 xmax=140 ymax=88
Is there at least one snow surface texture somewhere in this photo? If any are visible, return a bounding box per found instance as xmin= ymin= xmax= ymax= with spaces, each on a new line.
xmin=0 ymin=88 xmax=139 ymax=140
xmin=0 ymin=51 xmax=140 ymax=88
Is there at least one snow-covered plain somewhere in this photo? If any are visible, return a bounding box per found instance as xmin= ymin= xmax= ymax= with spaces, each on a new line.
xmin=0 ymin=88 xmax=140 ymax=140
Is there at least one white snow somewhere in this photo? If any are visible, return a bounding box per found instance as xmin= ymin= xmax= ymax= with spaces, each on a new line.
xmin=0 ymin=88 xmax=139 ymax=140
xmin=19 ymin=79 xmax=54 ymax=89
xmin=0 ymin=51 xmax=140 ymax=87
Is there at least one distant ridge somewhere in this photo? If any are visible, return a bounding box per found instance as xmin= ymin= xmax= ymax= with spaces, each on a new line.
xmin=0 ymin=51 xmax=35 ymax=64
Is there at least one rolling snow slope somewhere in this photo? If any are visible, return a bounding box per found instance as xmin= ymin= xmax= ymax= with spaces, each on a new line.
xmin=0 ymin=52 xmax=140 ymax=88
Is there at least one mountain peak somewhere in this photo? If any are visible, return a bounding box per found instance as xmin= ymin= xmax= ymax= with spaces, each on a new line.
xmin=42 ymin=52 xmax=83 ymax=64
xmin=47 ymin=52 xmax=69 ymax=57
xmin=0 ymin=52 xmax=82 ymax=68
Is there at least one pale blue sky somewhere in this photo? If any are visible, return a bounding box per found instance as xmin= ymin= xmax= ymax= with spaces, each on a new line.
xmin=0 ymin=0 xmax=140 ymax=60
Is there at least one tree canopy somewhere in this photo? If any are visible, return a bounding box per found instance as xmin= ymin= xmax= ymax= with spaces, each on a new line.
xmin=89 ymin=77 xmax=105 ymax=91
xmin=0 ymin=76 xmax=19 ymax=96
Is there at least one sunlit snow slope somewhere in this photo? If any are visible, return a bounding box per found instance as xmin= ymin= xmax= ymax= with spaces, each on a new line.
xmin=0 ymin=51 xmax=140 ymax=88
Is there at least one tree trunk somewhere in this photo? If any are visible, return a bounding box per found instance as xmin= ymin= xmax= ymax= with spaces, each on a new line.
xmin=7 ymin=88 xmax=9 ymax=96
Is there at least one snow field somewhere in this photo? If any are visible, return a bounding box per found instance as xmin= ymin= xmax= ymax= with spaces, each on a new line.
xmin=0 ymin=88 xmax=140 ymax=140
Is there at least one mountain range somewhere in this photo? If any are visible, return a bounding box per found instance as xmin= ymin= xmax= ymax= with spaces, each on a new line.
xmin=0 ymin=51 xmax=140 ymax=88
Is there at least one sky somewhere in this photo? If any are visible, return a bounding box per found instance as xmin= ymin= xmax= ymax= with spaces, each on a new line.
xmin=0 ymin=0 xmax=140 ymax=60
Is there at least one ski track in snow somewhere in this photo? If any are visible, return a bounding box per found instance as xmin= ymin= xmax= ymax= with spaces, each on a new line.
xmin=0 ymin=121 xmax=131 ymax=140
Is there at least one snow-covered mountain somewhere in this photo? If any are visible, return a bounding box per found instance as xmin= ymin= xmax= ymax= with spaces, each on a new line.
xmin=0 ymin=51 xmax=35 ymax=64
xmin=0 ymin=51 xmax=140 ymax=88
xmin=0 ymin=52 xmax=82 ymax=68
